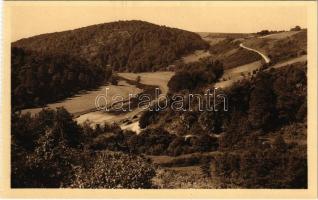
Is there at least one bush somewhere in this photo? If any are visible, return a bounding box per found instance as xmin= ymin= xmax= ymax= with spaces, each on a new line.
xmin=214 ymin=145 xmax=307 ymax=188
xmin=11 ymin=108 xmax=156 ymax=188
xmin=290 ymin=26 xmax=301 ymax=31
xmin=139 ymin=110 xmax=159 ymax=129
xmin=71 ymin=151 xmax=156 ymax=188
xmin=168 ymin=59 xmax=224 ymax=93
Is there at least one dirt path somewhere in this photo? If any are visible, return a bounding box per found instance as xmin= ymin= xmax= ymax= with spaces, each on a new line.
xmin=270 ymin=55 xmax=307 ymax=69
xmin=239 ymin=43 xmax=270 ymax=63
xmin=215 ymin=54 xmax=306 ymax=89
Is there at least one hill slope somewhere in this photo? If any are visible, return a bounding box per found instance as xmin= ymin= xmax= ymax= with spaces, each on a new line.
xmin=11 ymin=47 xmax=111 ymax=109
xmin=12 ymin=20 xmax=209 ymax=72
xmin=243 ymin=30 xmax=307 ymax=64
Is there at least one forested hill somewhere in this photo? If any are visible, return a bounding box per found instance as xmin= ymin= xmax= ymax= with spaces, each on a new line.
xmin=12 ymin=47 xmax=111 ymax=110
xmin=12 ymin=20 xmax=209 ymax=72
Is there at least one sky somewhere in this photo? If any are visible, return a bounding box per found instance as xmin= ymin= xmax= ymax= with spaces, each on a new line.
xmin=9 ymin=2 xmax=308 ymax=42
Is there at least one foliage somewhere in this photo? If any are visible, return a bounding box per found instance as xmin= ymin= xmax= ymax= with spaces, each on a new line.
xmin=248 ymin=72 xmax=276 ymax=130
xmin=71 ymin=151 xmax=155 ymax=188
xmin=214 ymin=142 xmax=307 ymax=188
xmin=168 ymin=59 xmax=224 ymax=92
xmin=11 ymin=108 xmax=156 ymax=188
xmin=12 ymin=20 xmax=209 ymax=73
xmin=256 ymin=30 xmax=284 ymax=36
xmin=209 ymin=38 xmax=262 ymax=69
xmin=11 ymin=47 xmax=110 ymax=109
xmin=139 ymin=109 xmax=160 ymax=129
xmin=290 ymin=26 xmax=301 ymax=31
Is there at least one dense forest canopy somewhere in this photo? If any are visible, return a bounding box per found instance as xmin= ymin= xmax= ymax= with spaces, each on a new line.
xmin=11 ymin=108 xmax=156 ymax=188
xmin=168 ymin=58 xmax=224 ymax=92
xmin=12 ymin=20 xmax=209 ymax=72
xmin=11 ymin=20 xmax=209 ymax=109
xmin=139 ymin=62 xmax=307 ymax=188
xmin=12 ymin=62 xmax=307 ymax=188
xmin=11 ymin=47 xmax=111 ymax=110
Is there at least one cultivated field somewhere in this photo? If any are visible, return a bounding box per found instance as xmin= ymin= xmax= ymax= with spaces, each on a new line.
xmin=118 ymin=71 xmax=174 ymax=95
xmin=21 ymin=80 xmax=142 ymax=116
xmin=76 ymin=71 xmax=174 ymax=132
xmin=179 ymin=50 xmax=211 ymax=64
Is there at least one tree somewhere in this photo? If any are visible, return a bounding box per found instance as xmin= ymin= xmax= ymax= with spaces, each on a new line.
xmin=168 ymin=59 xmax=224 ymax=93
xmin=273 ymin=135 xmax=287 ymax=153
xmin=139 ymin=110 xmax=158 ymax=129
xmin=248 ymin=72 xmax=276 ymax=130
xmin=168 ymin=70 xmax=193 ymax=92
xmin=198 ymin=111 xmax=223 ymax=134
xmin=257 ymin=30 xmax=270 ymax=36
xmin=11 ymin=47 xmax=111 ymax=109
xmin=290 ymin=26 xmax=301 ymax=31
xmin=110 ymin=76 xmax=118 ymax=85
xmin=136 ymin=75 xmax=141 ymax=83
xmin=53 ymin=107 xmax=82 ymax=147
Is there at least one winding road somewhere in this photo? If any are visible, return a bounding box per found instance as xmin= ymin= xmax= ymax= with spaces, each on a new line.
xmin=239 ymin=43 xmax=270 ymax=63
xmin=215 ymin=43 xmax=270 ymax=88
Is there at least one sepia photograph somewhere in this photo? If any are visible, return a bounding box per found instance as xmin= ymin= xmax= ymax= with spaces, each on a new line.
xmin=1 ymin=1 xmax=317 ymax=198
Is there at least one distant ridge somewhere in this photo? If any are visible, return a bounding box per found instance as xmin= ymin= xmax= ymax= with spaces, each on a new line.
xmin=12 ymin=20 xmax=209 ymax=72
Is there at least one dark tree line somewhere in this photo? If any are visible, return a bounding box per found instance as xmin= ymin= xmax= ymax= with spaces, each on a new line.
xmin=11 ymin=47 xmax=112 ymax=110
xmin=168 ymin=58 xmax=224 ymax=92
xmin=256 ymin=30 xmax=284 ymax=36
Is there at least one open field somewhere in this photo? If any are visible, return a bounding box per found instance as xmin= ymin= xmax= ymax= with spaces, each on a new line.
xmin=118 ymin=71 xmax=174 ymax=95
xmin=75 ymin=71 xmax=174 ymax=132
xmin=198 ymin=32 xmax=251 ymax=39
xmin=197 ymin=33 xmax=227 ymax=46
xmin=271 ymin=54 xmax=307 ymax=69
xmin=180 ymin=50 xmax=211 ymax=64
xmin=221 ymin=60 xmax=263 ymax=80
xmin=201 ymin=37 xmax=226 ymax=46
xmin=21 ymin=80 xmax=142 ymax=116
xmin=243 ymin=30 xmax=306 ymax=64
xmin=22 ymin=71 xmax=173 ymax=132
xmin=201 ymin=32 xmax=263 ymax=69
xmin=225 ymin=60 xmax=263 ymax=75
xmin=260 ymin=30 xmax=300 ymax=39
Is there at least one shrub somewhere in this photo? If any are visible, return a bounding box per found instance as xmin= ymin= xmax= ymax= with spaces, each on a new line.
xmin=71 ymin=151 xmax=156 ymax=188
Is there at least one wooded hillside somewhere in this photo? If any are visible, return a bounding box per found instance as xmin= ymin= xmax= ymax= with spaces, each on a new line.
xmin=12 ymin=20 xmax=209 ymax=72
